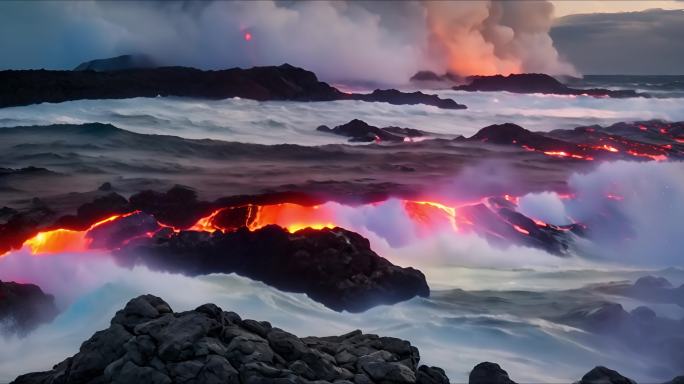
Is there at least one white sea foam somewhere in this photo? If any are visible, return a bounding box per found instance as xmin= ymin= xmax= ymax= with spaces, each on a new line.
xmin=1 ymin=91 xmax=683 ymax=145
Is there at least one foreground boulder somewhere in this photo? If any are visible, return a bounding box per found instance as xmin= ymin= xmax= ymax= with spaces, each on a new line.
xmin=0 ymin=280 xmax=58 ymax=335
xmin=113 ymin=224 xmax=430 ymax=313
xmin=12 ymin=295 xmax=449 ymax=384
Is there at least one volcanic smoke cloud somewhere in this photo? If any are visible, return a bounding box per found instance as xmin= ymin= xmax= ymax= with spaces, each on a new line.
xmin=0 ymin=0 xmax=576 ymax=83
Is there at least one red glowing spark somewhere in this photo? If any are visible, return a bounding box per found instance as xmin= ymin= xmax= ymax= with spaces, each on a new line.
xmin=598 ymin=144 xmax=619 ymax=153
xmin=503 ymin=194 xmax=519 ymax=204
xmin=626 ymin=150 xmax=667 ymax=161
xmin=244 ymin=32 xmax=252 ymax=41
xmin=543 ymin=151 xmax=592 ymax=160
xmin=606 ymin=194 xmax=624 ymax=201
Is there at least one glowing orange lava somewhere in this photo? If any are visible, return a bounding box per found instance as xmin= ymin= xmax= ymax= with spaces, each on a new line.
xmin=404 ymin=201 xmax=459 ymax=232
xmin=513 ymin=225 xmax=530 ymax=235
xmin=543 ymin=151 xmax=593 ymax=161
xmin=22 ymin=212 xmax=137 ymax=255
xmin=626 ymin=150 xmax=667 ymax=161
xmin=14 ymin=192 xmax=599 ymax=258
xmin=598 ymin=144 xmax=619 ymax=153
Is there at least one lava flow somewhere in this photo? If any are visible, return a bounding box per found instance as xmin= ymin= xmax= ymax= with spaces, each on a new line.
xmin=11 ymin=195 xmax=584 ymax=258
xmin=23 ymin=212 xmax=139 ymax=255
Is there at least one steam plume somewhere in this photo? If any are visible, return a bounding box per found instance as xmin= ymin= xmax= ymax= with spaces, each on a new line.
xmin=0 ymin=0 xmax=576 ymax=83
xmin=424 ymin=1 xmax=576 ymax=76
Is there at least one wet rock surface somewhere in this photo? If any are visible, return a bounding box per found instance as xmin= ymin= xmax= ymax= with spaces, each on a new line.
xmin=0 ymin=280 xmax=58 ymax=336
xmin=317 ymin=119 xmax=432 ymax=143
xmin=113 ymin=225 xmax=430 ymax=312
xmin=12 ymin=295 xmax=446 ymax=384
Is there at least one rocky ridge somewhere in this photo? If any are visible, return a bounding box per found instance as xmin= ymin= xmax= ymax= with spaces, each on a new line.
xmin=12 ymin=295 xmax=448 ymax=384
xmin=12 ymin=295 xmax=684 ymax=384
xmin=0 ymin=64 xmax=464 ymax=110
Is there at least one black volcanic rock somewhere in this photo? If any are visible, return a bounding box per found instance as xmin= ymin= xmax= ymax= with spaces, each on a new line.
xmin=12 ymin=295 xmax=447 ymax=384
xmin=578 ymin=366 xmax=636 ymax=384
xmin=317 ymin=119 xmax=426 ymax=143
xmin=592 ymin=276 xmax=684 ymax=308
xmin=0 ymin=64 xmax=466 ymax=109
xmin=467 ymin=363 xmax=684 ymax=384
xmin=129 ymin=185 xmax=213 ymax=229
xmin=469 ymin=362 xmax=516 ymax=384
xmin=0 ymin=280 xmax=58 ymax=336
xmin=52 ymin=192 xmax=131 ymax=230
xmin=112 ymin=224 xmax=429 ymax=312
xmin=349 ymin=89 xmax=467 ymax=110
xmin=468 ymin=123 xmax=570 ymax=150
xmin=0 ymin=64 xmax=342 ymax=107
xmin=74 ymin=54 xmax=157 ymax=72
xmin=454 ymin=73 xmax=644 ymax=98
xmin=0 ymin=204 xmax=55 ymax=255
xmin=409 ymin=71 xmax=463 ymax=85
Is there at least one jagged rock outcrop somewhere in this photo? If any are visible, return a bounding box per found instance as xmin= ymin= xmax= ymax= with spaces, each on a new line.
xmin=577 ymin=366 xmax=636 ymax=384
xmin=317 ymin=119 xmax=428 ymax=143
xmin=468 ymin=362 xmax=516 ymax=384
xmin=112 ymin=224 xmax=430 ymax=313
xmin=454 ymin=73 xmax=644 ymax=98
xmin=0 ymin=280 xmax=58 ymax=336
xmin=12 ymin=295 xmax=449 ymax=384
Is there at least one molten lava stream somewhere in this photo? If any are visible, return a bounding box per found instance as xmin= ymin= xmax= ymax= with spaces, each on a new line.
xmin=247 ymin=204 xmax=337 ymax=233
xmin=21 ymin=212 xmax=138 ymax=255
xmin=23 ymin=229 xmax=89 ymax=255
xmin=16 ymin=196 xmax=573 ymax=258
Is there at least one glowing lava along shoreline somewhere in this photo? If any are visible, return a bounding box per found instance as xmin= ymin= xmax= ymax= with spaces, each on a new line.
xmin=10 ymin=197 xmax=582 ymax=257
xmin=4 ymin=195 xmax=583 ymax=255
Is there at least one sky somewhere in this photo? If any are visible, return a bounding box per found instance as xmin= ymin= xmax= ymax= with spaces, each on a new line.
xmin=0 ymin=1 xmax=682 ymax=79
xmin=550 ymin=0 xmax=684 ymax=17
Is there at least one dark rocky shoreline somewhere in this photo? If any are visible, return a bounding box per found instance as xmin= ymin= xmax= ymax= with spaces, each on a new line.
xmin=12 ymin=295 xmax=684 ymax=384
xmin=453 ymin=73 xmax=645 ymax=98
xmin=0 ymin=64 xmax=465 ymax=110
xmin=12 ymin=295 xmax=448 ymax=384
